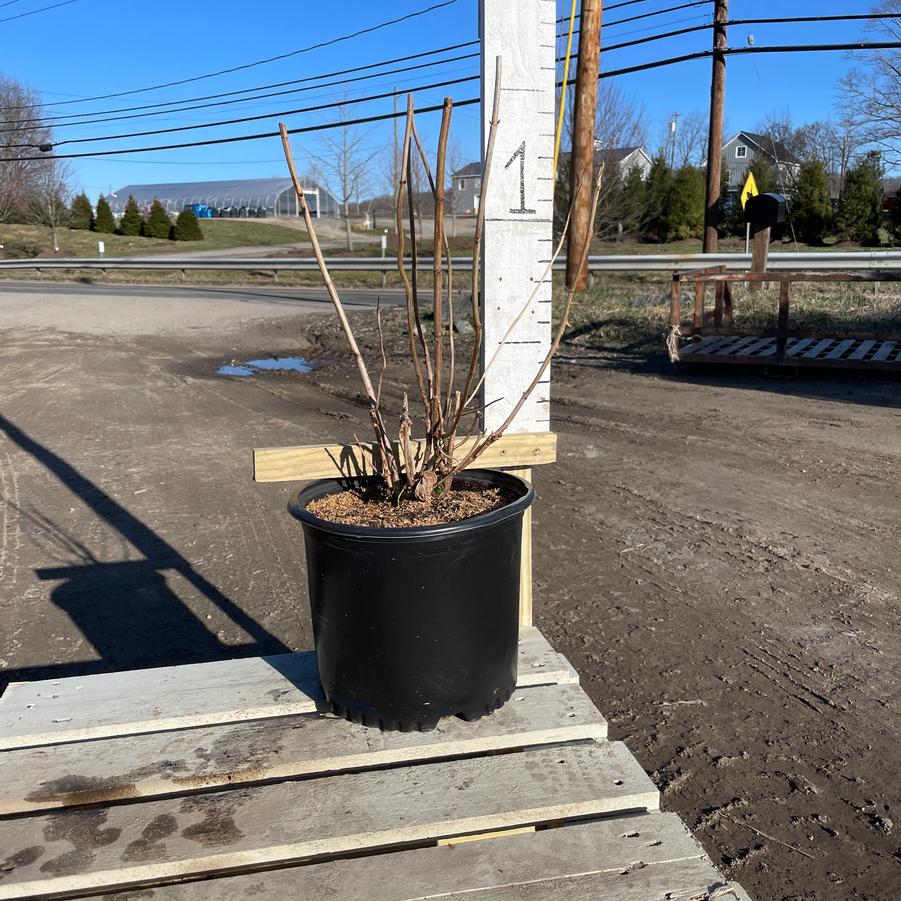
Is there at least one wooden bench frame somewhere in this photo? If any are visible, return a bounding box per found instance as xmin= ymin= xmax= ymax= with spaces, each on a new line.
xmin=670 ymin=266 xmax=901 ymax=368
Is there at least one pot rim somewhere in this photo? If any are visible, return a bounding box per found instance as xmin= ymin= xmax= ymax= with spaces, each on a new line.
xmin=288 ymin=467 xmax=534 ymax=539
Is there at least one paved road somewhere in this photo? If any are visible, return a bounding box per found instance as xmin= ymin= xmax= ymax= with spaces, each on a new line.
xmin=0 ymin=282 xmax=405 ymax=336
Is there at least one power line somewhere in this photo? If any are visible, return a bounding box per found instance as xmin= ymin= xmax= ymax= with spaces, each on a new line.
xmin=0 ymin=52 xmax=479 ymax=136
xmin=606 ymin=1 xmax=711 ymax=29
xmin=10 ymin=39 xmax=901 ymax=163
xmin=1 ymin=99 xmax=481 ymax=162
xmin=0 ymin=0 xmax=77 ymax=23
xmin=594 ymin=39 xmax=901 ymax=82
xmin=7 ymin=41 xmax=479 ymax=129
xmin=728 ymin=13 xmax=901 ymax=27
xmin=5 ymin=76 xmax=478 ymax=150
xmin=0 ymin=0 xmax=29 ymax=8
xmin=13 ymin=0 xmax=459 ymax=110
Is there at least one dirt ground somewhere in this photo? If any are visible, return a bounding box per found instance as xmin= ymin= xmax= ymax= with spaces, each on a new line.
xmin=0 ymin=285 xmax=899 ymax=900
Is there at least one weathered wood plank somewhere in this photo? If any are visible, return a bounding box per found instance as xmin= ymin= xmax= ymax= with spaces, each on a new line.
xmin=825 ymin=338 xmax=855 ymax=359
xmin=0 ymin=742 xmax=659 ymax=899
xmin=738 ymin=336 xmax=775 ymax=357
xmin=715 ymin=335 xmax=761 ymax=355
xmin=0 ymin=627 xmax=575 ymax=750
xmin=85 ymin=812 xmax=717 ymax=901
xmin=253 ymin=432 xmax=557 ymax=482
xmin=786 ymin=337 xmax=815 ymax=357
xmin=848 ymin=338 xmax=876 ymax=360
xmin=0 ymin=683 xmax=606 ymax=815
xmin=802 ymin=338 xmax=834 ymax=358
xmin=678 ymin=334 xmax=728 ymax=355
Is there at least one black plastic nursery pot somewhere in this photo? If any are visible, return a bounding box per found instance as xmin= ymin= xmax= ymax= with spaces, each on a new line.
xmin=288 ymin=468 xmax=534 ymax=732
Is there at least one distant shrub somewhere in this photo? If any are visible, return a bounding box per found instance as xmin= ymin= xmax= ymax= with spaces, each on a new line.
xmin=69 ymin=192 xmax=93 ymax=230
xmin=93 ymin=195 xmax=116 ymax=233
xmin=143 ymin=199 xmax=172 ymax=239
xmin=118 ymin=196 xmax=143 ymax=236
xmin=172 ymin=208 xmax=204 ymax=241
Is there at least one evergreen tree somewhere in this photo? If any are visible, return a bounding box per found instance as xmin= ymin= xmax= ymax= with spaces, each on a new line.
xmin=69 ymin=192 xmax=93 ymax=230
xmin=836 ymin=152 xmax=884 ymax=245
xmin=639 ymin=157 xmax=674 ymax=242
xmin=143 ymin=199 xmax=172 ymax=239
xmin=173 ymin=208 xmax=204 ymax=241
xmin=93 ymin=195 xmax=116 ymax=233
xmin=748 ymin=156 xmax=777 ymax=194
xmin=791 ymin=161 xmax=832 ymax=245
xmin=118 ymin=195 xmax=143 ymax=236
xmin=664 ymin=165 xmax=705 ymax=240
xmin=619 ymin=165 xmax=646 ymax=238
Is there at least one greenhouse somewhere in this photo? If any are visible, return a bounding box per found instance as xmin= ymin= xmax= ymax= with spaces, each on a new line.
xmin=108 ymin=177 xmax=340 ymax=219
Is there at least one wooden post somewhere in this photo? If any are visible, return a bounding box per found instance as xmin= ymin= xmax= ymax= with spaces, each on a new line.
xmin=776 ymin=278 xmax=790 ymax=359
xmin=692 ymin=280 xmax=705 ymax=333
xmin=566 ymin=0 xmax=602 ymax=291
xmin=702 ymin=0 xmax=728 ymax=254
xmin=750 ymin=224 xmax=770 ymax=293
xmin=669 ymin=272 xmax=682 ymax=327
xmin=481 ymin=0 xmax=556 ymax=627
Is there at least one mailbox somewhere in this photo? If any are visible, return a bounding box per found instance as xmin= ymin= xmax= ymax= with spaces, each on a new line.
xmin=745 ymin=192 xmax=787 ymax=229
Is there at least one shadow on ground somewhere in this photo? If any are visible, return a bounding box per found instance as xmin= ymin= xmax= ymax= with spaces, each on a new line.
xmin=0 ymin=413 xmax=289 ymax=693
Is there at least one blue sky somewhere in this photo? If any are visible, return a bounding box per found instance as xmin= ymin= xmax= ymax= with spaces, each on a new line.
xmin=0 ymin=0 xmax=883 ymax=196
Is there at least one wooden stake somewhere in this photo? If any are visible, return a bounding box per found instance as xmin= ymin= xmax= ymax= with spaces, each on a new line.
xmin=566 ymin=0 xmax=602 ymax=291
xmin=702 ymin=0 xmax=728 ymax=254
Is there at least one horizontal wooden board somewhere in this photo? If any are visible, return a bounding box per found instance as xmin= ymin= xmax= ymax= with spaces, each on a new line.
xmin=253 ymin=431 xmax=557 ymax=483
xmin=0 ymin=742 xmax=659 ymax=899
xmin=0 ymin=628 xmax=577 ymax=751
xmin=85 ymin=812 xmax=723 ymax=901
xmin=0 ymin=683 xmax=606 ymax=814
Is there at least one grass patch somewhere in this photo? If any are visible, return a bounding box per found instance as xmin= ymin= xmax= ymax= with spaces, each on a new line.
xmin=559 ymin=272 xmax=901 ymax=352
xmin=0 ymin=219 xmax=310 ymax=259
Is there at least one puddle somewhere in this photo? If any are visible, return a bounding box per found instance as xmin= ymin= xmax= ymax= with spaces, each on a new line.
xmin=217 ymin=357 xmax=314 ymax=378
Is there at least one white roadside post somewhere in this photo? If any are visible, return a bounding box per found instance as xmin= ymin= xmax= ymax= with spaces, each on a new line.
xmin=480 ymin=0 xmax=556 ymax=626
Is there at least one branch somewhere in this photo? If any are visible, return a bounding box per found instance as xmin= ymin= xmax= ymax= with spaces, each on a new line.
xmin=453 ymin=55 xmax=502 ymax=434
xmin=279 ymin=123 xmax=400 ymax=487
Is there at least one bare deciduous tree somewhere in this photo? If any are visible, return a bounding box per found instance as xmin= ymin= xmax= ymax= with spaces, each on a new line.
xmin=26 ymin=159 xmax=72 ymax=252
xmin=0 ymin=76 xmax=58 ymax=224
xmin=837 ymin=1 xmax=901 ymax=167
xmin=304 ymin=105 xmax=380 ymax=251
xmin=669 ymin=111 xmax=708 ymax=168
xmin=555 ymin=82 xmax=647 ymax=238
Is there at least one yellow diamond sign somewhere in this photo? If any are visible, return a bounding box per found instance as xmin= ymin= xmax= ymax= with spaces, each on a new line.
xmin=740 ymin=171 xmax=759 ymax=209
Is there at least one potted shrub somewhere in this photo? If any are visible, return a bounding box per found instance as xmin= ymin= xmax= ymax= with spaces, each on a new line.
xmin=276 ymin=73 xmax=601 ymax=732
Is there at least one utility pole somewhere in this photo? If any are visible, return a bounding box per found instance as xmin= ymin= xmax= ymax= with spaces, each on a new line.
xmin=702 ymin=0 xmax=728 ymax=254
xmin=669 ymin=112 xmax=680 ymax=168
xmin=566 ymin=0 xmax=602 ymax=291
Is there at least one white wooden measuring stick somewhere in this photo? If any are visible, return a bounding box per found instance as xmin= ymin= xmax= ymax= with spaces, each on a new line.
xmin=479 ymin=0 xmax=556 ymax=434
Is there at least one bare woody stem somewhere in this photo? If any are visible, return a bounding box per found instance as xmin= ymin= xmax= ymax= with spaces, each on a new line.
xmin=279 ymin=123 xmax=400 ymax=487
xmin=453 ymin=55 xmax=501 ymax=435
xmin=408 ymin=119 xmax=457 ymax=424
xmin=431 ymin=98 xmax=453 ymax=440
xmin=395 ymin=104 xmax=430 ymax=432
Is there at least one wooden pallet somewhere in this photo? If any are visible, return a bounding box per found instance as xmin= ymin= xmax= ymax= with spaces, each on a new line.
xmin=678 ymin=334 xmax=901 ymax=370
xmin=0 ymin=629 xmax=751 ymax=900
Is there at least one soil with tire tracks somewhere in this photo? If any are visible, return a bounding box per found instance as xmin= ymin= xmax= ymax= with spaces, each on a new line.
xmin=0 ymin=301 xmax=898 ymax=900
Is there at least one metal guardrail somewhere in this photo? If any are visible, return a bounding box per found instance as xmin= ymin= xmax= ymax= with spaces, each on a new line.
xmin=2 ymin=251 xmax=901 ymax=273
